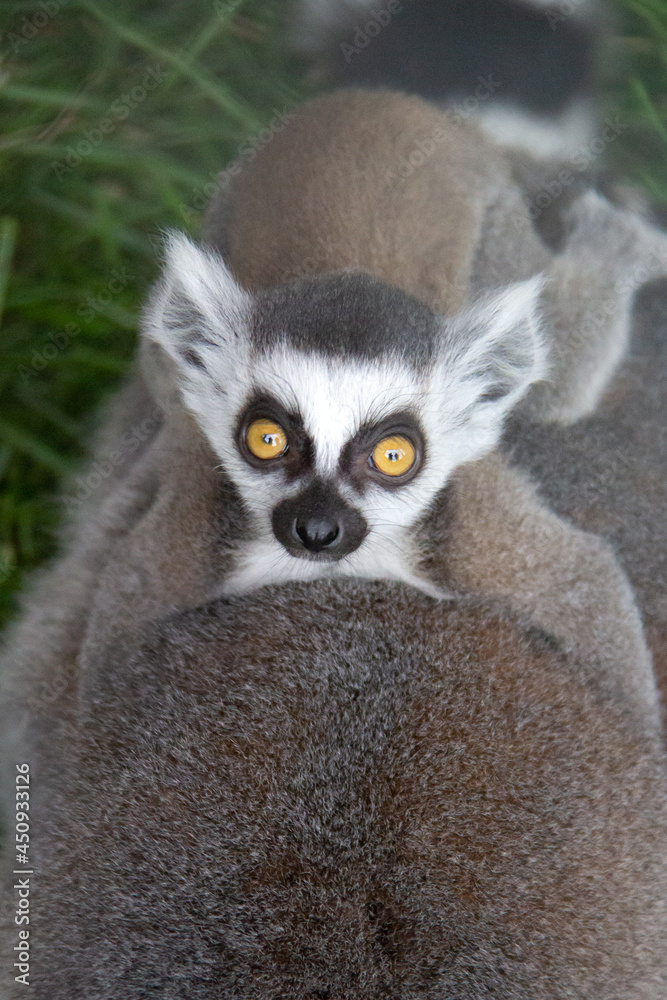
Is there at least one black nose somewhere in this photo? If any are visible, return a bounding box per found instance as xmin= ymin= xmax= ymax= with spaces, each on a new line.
xmin=272 ymin=480 xmax=368 ymax=562
xmin=294 ymin=517 xmax=340 ymax=552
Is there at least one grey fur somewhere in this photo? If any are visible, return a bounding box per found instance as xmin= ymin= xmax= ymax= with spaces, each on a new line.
xmin=2 ymin=580 xmax=667 ymax=998
xmin=507 ymin=277 xmax=667 ymax=706
xmin=468 ymin=187 xmax=667 ymax=424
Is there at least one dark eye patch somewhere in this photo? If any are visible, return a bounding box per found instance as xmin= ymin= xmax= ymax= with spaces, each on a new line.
xmin=339 ymin=411 xmax=425 ymax=492
xmin=236 ymin=392 xmax=314 ymax=478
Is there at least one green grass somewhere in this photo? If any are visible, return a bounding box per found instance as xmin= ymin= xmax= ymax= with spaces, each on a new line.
xmin=0 ymin=0 xmax=307 ymax=625
xmin=1 ymin=0 xmax=667 ymax=627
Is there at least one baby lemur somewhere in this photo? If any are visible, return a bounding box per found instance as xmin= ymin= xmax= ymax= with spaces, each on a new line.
xmin=141 ymin=90 xmax=667 ymax=607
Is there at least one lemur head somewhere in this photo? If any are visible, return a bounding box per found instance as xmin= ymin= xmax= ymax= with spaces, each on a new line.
xmin=142 ymin=234 xmax=546 ymax=590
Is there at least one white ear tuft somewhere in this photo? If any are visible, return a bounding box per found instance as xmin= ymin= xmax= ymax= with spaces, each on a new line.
xmin=426 ymin=276 xmax=547 ymax=472
xmin=140 ymin=232 xmax=251 ymax=410
xmin=160 ymin=231 xmax=247 ymax=329
xmin=484 ymin=275 xmax=545 ymax=354
xmin=440 ymin=275 xmax=547 ymax=411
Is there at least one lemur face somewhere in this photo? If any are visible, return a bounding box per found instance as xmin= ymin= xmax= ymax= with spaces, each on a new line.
xmin=142 ymin=235 xmax=545 ymax=594
xmin=232 ymin=361 xmax=427 ymax=566
xmin=237 ymin=396 xmax=424 ymax=563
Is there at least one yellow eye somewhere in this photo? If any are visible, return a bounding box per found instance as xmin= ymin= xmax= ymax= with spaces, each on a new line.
xmin=246 ymin=419 xmax=288 ymax=460
xmin=372 ymin=435 xmax=416 ymax=477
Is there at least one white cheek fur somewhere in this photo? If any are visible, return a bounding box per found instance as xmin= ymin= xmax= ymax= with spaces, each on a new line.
xmin=221 ymin=532 xmax=448 ymax=601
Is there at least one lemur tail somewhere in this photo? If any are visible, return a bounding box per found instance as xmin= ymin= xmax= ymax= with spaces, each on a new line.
xmin=288 ymin=0 xmax=613 ymax=159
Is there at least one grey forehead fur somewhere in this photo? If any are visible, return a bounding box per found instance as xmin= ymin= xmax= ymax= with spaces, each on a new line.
xmin=250 ymin=270 xmax=439 ymax=364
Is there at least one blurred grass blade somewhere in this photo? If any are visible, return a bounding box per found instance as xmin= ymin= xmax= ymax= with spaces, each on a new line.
xmin=0 ymin=418 xmax=74 ymax=476
xmin=0 ymin=84 xmax=106 ymax=112
xmin=630 ymin=76 xmax=667 ymax=144
xmin=159 ymin=9 xmax=244 ymax=98
xmin=0 ymin=218 xmax=18 ymax=328
xmin=76 ymin=0 xmax=261 ymax=128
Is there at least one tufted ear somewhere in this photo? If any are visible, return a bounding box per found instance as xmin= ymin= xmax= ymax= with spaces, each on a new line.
xmin=440 ymin=275 xmax=546 ymax=412
xmin=428 ymin=276 xmax=548 ymax=469
xmin=140 ymin=232 xmax=251 ymax=414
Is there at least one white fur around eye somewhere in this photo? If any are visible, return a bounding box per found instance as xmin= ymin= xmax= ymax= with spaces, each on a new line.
xmin=247 ymin=346 xmax=428 ymax=475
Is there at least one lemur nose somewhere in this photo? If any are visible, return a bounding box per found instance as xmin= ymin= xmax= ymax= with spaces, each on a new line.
xmin=294 ymin=517 xmax=340 ymax=552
